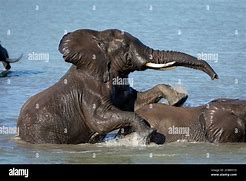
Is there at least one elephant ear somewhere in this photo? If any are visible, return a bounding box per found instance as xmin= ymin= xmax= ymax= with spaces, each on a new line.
xmin=58 ymin=29 xmax=111 ymax=82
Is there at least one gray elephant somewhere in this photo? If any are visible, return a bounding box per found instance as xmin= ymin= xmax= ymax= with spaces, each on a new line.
xmin=17 ymin=29 xmax=218 ymax=144
xmin=0 ymin=43 xmax=22 ymax=77
xmin=135 ymin=99 xmax=245 ymax=143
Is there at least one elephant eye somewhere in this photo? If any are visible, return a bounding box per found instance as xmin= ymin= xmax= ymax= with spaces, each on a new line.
xmin=123 ymin=42 xmax=129 ymax=49
xmin=127 ymin=61 xmax=133 ymax=67
xmin=124 ymin=52 xmax=131 ymax=61
xmin=125 ymin=53 xmax=133 ymax=67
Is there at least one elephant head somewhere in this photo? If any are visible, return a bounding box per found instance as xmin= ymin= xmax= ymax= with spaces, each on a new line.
xmin=59 ymin=29 xmax=218 ymax=81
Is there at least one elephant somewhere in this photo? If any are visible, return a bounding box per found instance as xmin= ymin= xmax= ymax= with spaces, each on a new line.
xmin=0 ymin=43 xmax=22 ymax=77
xmin=17 ymin=29 xmax=218 ymax=144
xmin=135 ymin=99 xmax=246 ymax=144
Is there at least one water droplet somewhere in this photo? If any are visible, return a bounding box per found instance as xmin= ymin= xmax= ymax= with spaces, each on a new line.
xmin=35 ymin=153 xmax=39 ymax=158
xmin=92 ymin=5 xmax=96 ymax=11
xmin=92 ymin=54 xmax=96 ymax=60
xmin=235 ymin=128 xmax=238 ymax=134
xmin=35 ymin=104 xmax=39 ymax=109
xmin=93 ymin=104 xmax=96 ymax=109
xmin=206 ymin=153 xmax=210 ymax=158
xmin=178 ymin=30 xmax=182 ymax=35
xmin=120 ymin=129 xmax=124 ymax=134
xmin=234 ymin=78 xmax=238 ymax=85
xmin=92 ymin=153 xmax=96 ymax=158
xmin=149 ymin=5 xmax=153 ymax=11
xmin=35 ymin=5 xmax=39 ymax=11
xmin=234 ymin=30 xmax=238 ymax=35
xmin=149 ymin=153 xmax=153 ymax=158
xmin=7 ymin=29 xmax=11 ymax=35
xmin=149 ymin=54 xmax=153 ymax=60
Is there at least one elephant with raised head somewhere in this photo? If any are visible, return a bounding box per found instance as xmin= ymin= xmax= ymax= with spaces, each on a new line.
xmin=0 ymin=43 xmax=22 ymax=77
xmin=17 ymin=29 xmax=218 ymax=144
xmin=135 ymin=99 xmax=246 ymax=144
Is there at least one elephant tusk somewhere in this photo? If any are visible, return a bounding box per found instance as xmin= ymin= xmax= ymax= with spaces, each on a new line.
xmin=145 ymin=61 xmax=176 ymax=68
xmin=6 ymin=53 xmax=23 ymax=63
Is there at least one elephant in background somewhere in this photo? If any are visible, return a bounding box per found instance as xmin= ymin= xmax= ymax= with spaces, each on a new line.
xmin=135 ymin=99 xmax=246 ymax=144
xmin=0 ymin=43 xmax=22 ymax=77
xmin=17 ymin=29 xmax=218 ymax=144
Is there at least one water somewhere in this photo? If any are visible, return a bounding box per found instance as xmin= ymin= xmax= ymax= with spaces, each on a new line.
xmin=0 ymin=0 xmax=245 ymax=164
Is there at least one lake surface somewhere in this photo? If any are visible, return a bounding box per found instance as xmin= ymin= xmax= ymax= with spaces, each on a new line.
xmin=0 ymin=0 xmax=245 ymax=164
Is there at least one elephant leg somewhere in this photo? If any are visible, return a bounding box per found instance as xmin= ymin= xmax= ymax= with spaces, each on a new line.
xmin=118 ymin=84 xmax=187 ymax=138
xmin=134 ymin=84 xmax=188 ymax=111
xmin=90 ymin=106 xmax=154 ymax=144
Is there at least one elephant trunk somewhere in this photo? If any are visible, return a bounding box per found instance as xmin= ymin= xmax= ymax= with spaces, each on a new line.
xmin=140 ymin=46 xmax=219 ymax=80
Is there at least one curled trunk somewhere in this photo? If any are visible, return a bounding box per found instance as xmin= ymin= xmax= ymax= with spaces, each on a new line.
xmin=150 ymin=49 xmax=218 ymax=80
xmin=135 ymin=41 xmax=219 ymax=80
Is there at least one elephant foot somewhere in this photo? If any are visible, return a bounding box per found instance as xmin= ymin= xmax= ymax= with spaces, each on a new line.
xmin=137 ymin=127 xmax=156 ymax=145
xmin=156 ymin=84 xmax=188 ymax=106
xmin=168 ymin=92 xmax=188 ymax=106
xmin=150 ymin=131 xmax=166 ymax=144
xmin=117 ymin=128 xmax=156 ymax=146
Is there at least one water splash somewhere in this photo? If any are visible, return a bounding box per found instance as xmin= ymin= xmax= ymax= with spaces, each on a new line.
xmin=176 ymin=139 xmax=189 ymax=143
xmin=102 ymin=132 xmax=148 ymax=147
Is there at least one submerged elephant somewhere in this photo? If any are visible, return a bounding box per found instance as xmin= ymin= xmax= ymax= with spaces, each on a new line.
xmin=17 ymin=29 xmax=218 ymax=144
xmin=0 ymin=43 xmax=22 ymax=77
xmin=136 ymin=99 xmax=246 ymax=143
